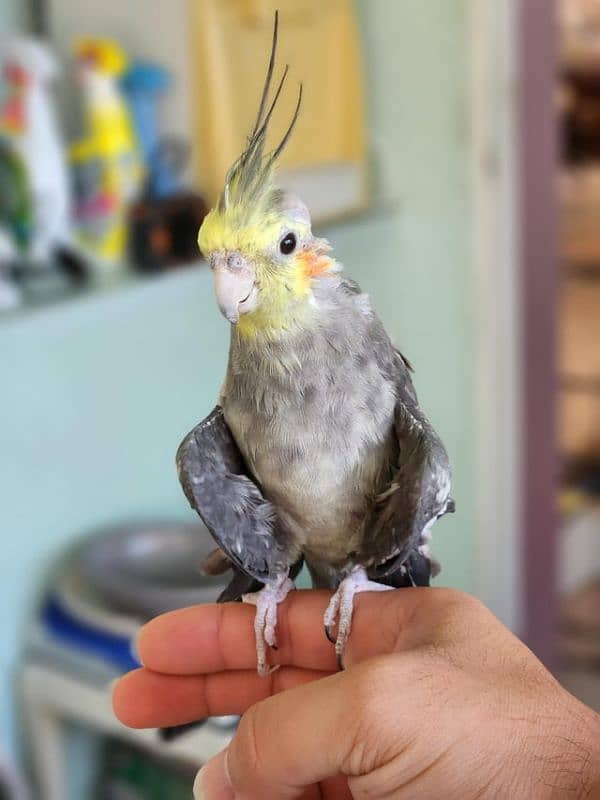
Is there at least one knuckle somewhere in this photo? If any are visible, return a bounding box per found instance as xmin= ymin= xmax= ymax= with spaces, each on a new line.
xmin=437 ymin=587 xmax=479 ymax=610
xmin=452 ymin=589 xmax=485 ymax=611
xmin=436 ymin=589 xmax=488 ymax=629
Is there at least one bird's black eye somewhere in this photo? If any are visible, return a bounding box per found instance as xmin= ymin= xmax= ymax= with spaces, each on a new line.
xmin=279 ymin=232 xmax=297 ymax=255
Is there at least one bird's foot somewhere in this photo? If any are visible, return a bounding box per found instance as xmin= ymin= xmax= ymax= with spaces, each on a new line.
xmin=243 ymin=575 xmax=294 ymax=677
xmin=324 ymin=566 xmax=394 ymax=667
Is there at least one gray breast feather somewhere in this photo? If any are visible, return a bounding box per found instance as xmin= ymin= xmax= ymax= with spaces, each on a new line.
xmin=177 ymin=276 xmax=453 ymax=593
xmin=176 ymin=406 xmax=298 ymax=583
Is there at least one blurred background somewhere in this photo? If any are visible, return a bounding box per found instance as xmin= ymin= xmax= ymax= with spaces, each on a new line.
xmin=0 ymin=0 xmax=596 ymax=797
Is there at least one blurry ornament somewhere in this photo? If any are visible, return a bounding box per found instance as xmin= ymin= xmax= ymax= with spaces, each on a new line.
xmin=0 ymin=139 xmax=30 ymax=308
xmin=120 ymin=59 xmax=207 ymax=272
xmin=0 ymin=37 xmax=74 ymax=264
xmin=121 ymin=61 xmax=185 ymax=199
xmin=0 ymin=136 xmax=31 ymax=253
xmin=128 ymin=191 xmax=207 ymax=272
xmin=70 ymin=38 xmax=144 ymax=264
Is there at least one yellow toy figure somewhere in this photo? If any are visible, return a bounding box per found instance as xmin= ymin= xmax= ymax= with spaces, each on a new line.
xmin=70 ymin=38 xmax=143 ymax=263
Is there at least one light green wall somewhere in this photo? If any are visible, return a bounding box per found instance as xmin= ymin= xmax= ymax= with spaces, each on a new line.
xmin=0 ymin=0 xmax=475 ymax=758
xmin=0 ymin=0 xmax=26 ymax=32
xmin=354 ymin=0 xmax=475 ymax=592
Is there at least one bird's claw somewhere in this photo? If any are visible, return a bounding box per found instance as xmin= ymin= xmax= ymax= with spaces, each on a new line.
xmin=323 ymin=586 xmax=341 ymax=647
xmin=323 ymin=566 xmax=394 ymax=667
xmin=243 ymin=576 xmax=294 ymax=676
xmin=324 ymin=624 xmax=336 ymax=645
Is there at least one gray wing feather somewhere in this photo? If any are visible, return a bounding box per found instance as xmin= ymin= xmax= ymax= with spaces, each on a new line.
xmin=362 ymin=353 xmax=453 ymax=578
xmin=176 ymin=406 xmax=295 ymax=583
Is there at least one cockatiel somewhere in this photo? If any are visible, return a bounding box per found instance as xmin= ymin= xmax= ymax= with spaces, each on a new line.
xmin=177 ymin=14 xmax=454 ymax=675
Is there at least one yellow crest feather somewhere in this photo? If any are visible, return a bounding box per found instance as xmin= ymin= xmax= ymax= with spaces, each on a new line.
xmin=198 ymin=11 xmax=302 ymax=255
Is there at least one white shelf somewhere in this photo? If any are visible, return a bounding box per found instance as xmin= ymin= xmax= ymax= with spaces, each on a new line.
xmin=1 ymin=260 xmax=207 ymax=328
xmin=21 ymin=661 xmax=232 ymax=800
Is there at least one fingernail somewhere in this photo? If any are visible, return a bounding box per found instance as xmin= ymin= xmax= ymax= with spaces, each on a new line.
xmin=193 ymin=766 xmax=207 ymax=799
xmin=193 ymin=750 xmax=233 ymax=799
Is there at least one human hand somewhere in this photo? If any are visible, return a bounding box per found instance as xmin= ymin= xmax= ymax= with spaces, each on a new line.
xmin=113 ymin=588 xmax=600 ymax=799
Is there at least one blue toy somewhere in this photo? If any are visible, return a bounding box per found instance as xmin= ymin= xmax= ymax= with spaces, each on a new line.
xmin=121 ymin=62 xmax=186 ymax=199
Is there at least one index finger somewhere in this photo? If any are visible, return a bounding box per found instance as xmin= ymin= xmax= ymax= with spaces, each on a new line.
xmin=137 ymin=589 xmax=338 ymax=674
xmin=137 ymin=586 xmax=438 ymax=676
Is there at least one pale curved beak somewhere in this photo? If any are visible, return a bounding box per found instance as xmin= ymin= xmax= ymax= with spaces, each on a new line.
xmin=211 ymin=252 xmax=257 ymax=324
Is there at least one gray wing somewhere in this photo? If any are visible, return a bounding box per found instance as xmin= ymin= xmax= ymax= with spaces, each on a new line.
xmin=361 ymin=352 xmax=454 ymax=583
xmin=176 ymin=406 xmax=298 ymax=585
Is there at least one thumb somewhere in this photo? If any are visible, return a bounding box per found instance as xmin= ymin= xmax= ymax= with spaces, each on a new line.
xmin=194 ymin=660 xmax=396 ymax=799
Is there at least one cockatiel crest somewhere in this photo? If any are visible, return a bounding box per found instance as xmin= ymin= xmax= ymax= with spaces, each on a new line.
xmin=198 ymin=11 xmax=335 ymax=338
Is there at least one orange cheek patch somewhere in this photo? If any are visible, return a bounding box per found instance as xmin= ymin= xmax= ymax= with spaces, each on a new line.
xmin=298 ymin=250 xmax=334 ymax=279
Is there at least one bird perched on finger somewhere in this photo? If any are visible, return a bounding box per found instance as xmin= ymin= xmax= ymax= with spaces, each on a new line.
xmin=177 ymin=12 xmax=454 ymax=676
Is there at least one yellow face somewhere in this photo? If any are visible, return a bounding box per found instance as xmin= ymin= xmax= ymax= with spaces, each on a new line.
xmin=200 ymin=9 xmax=317 ymax=337
xmin=198 ymin=201 xmax=333 ymax=339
